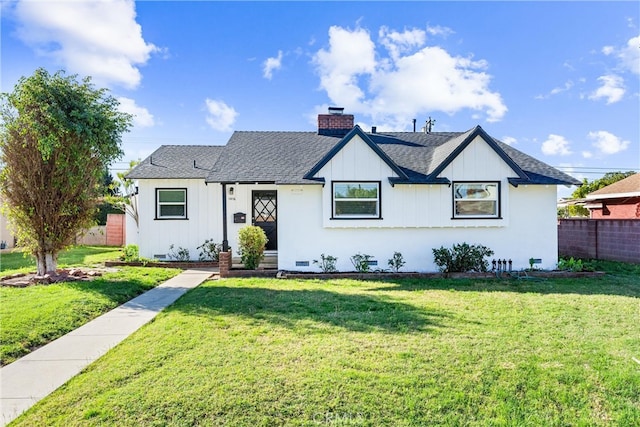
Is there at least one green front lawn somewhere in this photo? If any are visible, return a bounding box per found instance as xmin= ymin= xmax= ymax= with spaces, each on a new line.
xmin=12 ymin=263 xmax=640 ymax=426
xmin=0 ymin=267 xmax=180 ymax=366
xmin=0 ymin=245 xmax=123 ymax=274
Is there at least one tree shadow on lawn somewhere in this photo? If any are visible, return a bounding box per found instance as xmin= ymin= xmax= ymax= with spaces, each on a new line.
xmin=167 ymin=285 xmax=450 ymax=334
xmin=60 ymin=277 xmax=159 ymax=304
xmin=368 ymin=276 xmax=640 ymax=298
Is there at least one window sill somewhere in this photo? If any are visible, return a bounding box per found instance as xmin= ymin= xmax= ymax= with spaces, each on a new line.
xmin=154 ymin=217 xmax=189 ymax=221
xmin=330 ymin=217 xmax=383 ymax=220
xmin=451 ymin=216 xmax=503 ymax=220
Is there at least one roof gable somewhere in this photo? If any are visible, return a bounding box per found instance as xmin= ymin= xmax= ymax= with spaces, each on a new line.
xmin=426 ymin=126 xmax=529 ymax=185
xmin=303 ymin=126 xmax=408 ymax=182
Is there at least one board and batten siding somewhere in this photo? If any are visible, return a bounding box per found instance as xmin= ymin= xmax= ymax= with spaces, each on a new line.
xmin=278 ymin=134 xmax=559 ymax=272
xmin=224 ymin=183 xmax=277 ymax=253
xmin=134 ymin=179 xmax=222 ymax=260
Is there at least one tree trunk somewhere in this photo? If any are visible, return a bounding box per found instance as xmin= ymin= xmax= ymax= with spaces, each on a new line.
xmin=35 ymin=251 xmax=58 ymax=275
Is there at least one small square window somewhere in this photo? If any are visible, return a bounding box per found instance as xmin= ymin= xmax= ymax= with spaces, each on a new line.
xmin=453 ymin=182 xmax=500 ymax=218
xmin=332 ymin=182 xmax=381 ymax=219
xmin=156 ymin=188 xmax=187 ymax=219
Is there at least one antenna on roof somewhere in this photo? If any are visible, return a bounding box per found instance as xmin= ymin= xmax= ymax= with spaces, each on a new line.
xmin=425 ymin=117 xmax=436 ymax=133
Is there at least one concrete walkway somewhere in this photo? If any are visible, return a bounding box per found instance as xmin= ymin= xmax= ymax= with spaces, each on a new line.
xmin=0 ymin=268 xmax=216 ymax=426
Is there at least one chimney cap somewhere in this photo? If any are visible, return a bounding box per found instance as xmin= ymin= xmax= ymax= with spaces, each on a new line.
xmin=328 ymin=106 xmax=344 ymax=115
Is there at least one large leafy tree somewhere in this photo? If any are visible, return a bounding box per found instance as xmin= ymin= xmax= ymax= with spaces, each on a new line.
xmin=0 ymin=68 xmax=131 ymax=274
xmin=571 ymin=171 xmax=636 ymax=199
xmin=558 ymin=171 xmax=637 ymax=218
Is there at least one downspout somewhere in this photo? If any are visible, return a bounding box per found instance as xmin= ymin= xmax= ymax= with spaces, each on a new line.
xmin=222 ymin=183 xmax=229 ymax=251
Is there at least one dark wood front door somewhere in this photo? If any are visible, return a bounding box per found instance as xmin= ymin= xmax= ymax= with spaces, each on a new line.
xmin=252 ymin=190 xmax=277 ymax=251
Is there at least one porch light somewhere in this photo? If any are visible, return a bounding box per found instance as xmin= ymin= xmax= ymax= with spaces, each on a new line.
xmin=229 ymin=186 xmax=234 ymax=195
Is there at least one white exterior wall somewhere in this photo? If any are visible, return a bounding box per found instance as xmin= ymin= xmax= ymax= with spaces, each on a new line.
xmin=224 ymin=183 xmax=277 ymax=254
xmin=278 ymin=135 xmax=560 ymax=272
xmin=136 ymin=179 xmax=222 ymax=260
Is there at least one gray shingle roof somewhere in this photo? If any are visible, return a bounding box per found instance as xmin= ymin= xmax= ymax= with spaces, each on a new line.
xmin=126 ymin=145 xmax=224 ymax=179
xmin=205 ymin=132 xmax=341 ymax=184
xmin=128 ymin=126 xmax=580 ymax=186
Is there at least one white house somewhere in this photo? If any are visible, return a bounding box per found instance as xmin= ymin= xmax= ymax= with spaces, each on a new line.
xmin=126 ymin=109 xmax=580 ymax=272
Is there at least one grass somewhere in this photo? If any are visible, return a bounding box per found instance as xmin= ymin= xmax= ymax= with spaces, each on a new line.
xmin=11 ymin=261 xmax=639 ymax=426
xmin=0 ymin=266 xmax=180 ymax=366
xmin=0 ymin=245 xmax=123 ymax=274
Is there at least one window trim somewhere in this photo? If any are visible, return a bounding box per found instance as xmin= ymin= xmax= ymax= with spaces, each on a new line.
xmin=331 ymin=181 xmax=382 ymax=220
xmin=451 ymin=181 xmax=501 ymax=219
xmin=155 ymin=188 xmax=188 ymax=220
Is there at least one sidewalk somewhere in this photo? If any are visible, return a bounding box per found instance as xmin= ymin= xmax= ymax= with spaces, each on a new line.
xmin=0 ymin=268 xmax=216 ymax=426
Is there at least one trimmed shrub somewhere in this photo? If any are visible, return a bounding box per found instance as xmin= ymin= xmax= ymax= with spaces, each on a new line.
xmin=432 ymin=243 xmax=494 ymax=273
xmin=238 ymin=226 xmax=268 ymax=270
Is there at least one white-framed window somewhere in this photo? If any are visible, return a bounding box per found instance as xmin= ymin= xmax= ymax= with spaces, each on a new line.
xmin=332 ymin=181 xmax=381 ymax=219
xmin=453 ymin=182 xmax=500 ymax=218
xmin=156 ymin=188 xmax=187 ymax=219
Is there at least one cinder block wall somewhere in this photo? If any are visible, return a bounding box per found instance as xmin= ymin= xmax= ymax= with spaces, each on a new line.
xmin=558 ymin=219 xmax=640 ymax=263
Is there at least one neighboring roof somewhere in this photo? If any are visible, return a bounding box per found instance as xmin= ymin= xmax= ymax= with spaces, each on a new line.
xmin=126 ymin=145 xmax=224 ymax=179
xmin=129 ymin=126 xmax=581 ymax=187
xmin=586 ymin=173 xmax=640 ymax=200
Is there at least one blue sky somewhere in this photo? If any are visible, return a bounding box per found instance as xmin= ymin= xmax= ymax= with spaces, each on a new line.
xmin=1 ymin=1 xmax=638 ymax=197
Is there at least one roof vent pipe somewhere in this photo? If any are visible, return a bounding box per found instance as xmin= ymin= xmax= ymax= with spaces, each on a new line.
xmin=371 ymin=126 xmax=377 ymax=134
xmin=412 ymin=119 xmax=416 ymax=132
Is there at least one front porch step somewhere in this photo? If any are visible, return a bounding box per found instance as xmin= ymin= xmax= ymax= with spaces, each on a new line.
xmin=232 ymin=253 xmax=278 ymax=270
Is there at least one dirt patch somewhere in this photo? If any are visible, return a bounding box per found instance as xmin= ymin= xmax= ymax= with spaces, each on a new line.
xmin=0 ymin=268 xmax=105 ymax=288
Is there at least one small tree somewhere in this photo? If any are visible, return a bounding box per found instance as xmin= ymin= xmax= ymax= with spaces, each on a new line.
xmin=0 ymin=69 xmax=131 ymax=274
xmin=237 ymin=225 xmax=268 ymax=270
xmin=105 ymin=160 xmax=140 ymax=227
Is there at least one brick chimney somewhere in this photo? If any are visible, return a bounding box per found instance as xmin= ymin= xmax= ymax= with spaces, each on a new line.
xmin=318 ymin=107 xmax=354 ymax=136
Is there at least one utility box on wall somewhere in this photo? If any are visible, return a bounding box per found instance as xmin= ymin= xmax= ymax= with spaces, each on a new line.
xmin=233 ymin=212 xmax=246 ymax=223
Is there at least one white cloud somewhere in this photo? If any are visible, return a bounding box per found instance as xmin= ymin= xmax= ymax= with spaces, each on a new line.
xmin=263 ymin=50 xmax=283 ymax=80
xmin=535 ymin=80 xmax=574 ymax=99
xmin=426 ymin=25 xmax=454 ymax=38
xmin=589 ymin=74 xmax=625 ymax=104
xmin=379 ymin=26 xmax=426 ymax=61
xmin=117 ymin=97 xmax=154 ymax=128
xmin=13 ymin=0 xmax=158 ymax=89
xmin=501 ymin=136 xmax=517 ymax=146
xmin=582 ymin=151 xmax=593 ymax=159
xmin=205 ymin=99 xmax=237 ymax=132
xmin=603 ymin=35 xmax=640 ymax=75
xmin=542 ymin=134 xmax=572 ymax=156
xmin=312 ymin=25 xmax=507 ymax=129
xmin=588 ymin=130 xmax=630 ymax=155
xmin=619 ymin=35 xmax=640 ymax=74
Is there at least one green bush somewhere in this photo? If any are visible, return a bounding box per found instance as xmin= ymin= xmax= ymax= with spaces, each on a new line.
xmin=313 ymin=253 xmax=338 ymax=273
xmin=432 ymin=243 xmax=494 ymax=273
xmin=387 ymin=252 xmax=405 ymax=273
xmin=237 ymin=226 xmax=268 ymax=270
xmin=198 ymin=239 xmax=222 ymax=262
xmin=168 ymin=244 xmax=190 ymax=262
xmin=557 ymin=257 xmax=594 ymax=272
xmin=350 ymin=253 xmax=374 ymax=273
xmin=120 ymin=244 xmax=140 ymax=262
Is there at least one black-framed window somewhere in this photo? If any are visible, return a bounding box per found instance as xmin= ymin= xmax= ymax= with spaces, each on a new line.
xmin=156 ymin=188 xmax=187 ymax=219
xmin=332 ymin=181 xmax=381 ymax=219
xmin=452 ymin=182 xmax=500 ymax=219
